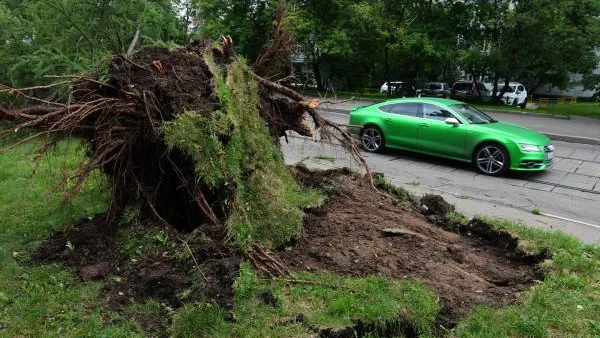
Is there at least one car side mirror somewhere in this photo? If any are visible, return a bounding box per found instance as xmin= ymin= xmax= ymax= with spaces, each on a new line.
xmin=444 ymin=117 xmax=460 ymax=127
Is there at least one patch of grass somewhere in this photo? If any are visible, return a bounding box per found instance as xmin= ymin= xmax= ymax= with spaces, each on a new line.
xmin=453 ymin=216 xmax=600 ymax=337
xmin=375 ymin=176 xmax=416 ymax=208
xmin=169 ymin=301 xmax=229 ymax=338
xmin=312 ymin=155 xmax=336 ymax=163
xmin=475 ymin=102 xmax=600 ymax=119
xmin=170 ymin=262 xmax=441 ymax=337
xmin=531 ymin=208 xmax=541 ymax=215
xmin=0 ymin=137 xmax=144 ymax=337
xmin=445 ymin=211 xmax=469 ymax=230
xmin=538 ymin=102 xmax=600 ymax=119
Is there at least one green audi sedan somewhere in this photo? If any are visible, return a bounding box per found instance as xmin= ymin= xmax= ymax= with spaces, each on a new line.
xmin=349 ymin=98 xmax=554 ymax=176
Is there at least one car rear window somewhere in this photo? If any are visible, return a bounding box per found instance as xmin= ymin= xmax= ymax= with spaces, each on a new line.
xmin=379 ymin=102 xmax=419 ymax=117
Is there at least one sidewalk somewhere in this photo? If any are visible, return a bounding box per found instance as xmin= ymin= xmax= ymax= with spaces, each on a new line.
xmin=317 ymin=98 xmax=600 ymax=145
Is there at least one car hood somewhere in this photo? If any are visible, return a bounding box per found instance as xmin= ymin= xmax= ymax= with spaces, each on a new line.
xmin=472 ymin=122 xmax=551 ymax=145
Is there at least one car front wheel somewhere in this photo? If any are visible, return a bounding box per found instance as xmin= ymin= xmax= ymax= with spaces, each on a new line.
xmin=473 ymin=143 xmax=510 ymax=176
xmin=360 ymin=126 xmax=385 ymax=152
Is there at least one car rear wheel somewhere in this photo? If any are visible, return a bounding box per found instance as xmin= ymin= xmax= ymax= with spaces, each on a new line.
xmin=360 ymin=126 xmax=385 ymax=152
xmin=473 ymin=143 xmax=510 ymax=176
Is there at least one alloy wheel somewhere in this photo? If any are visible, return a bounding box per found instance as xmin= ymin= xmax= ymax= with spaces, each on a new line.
xmin=475 ymin=145 xmax=507 ymax=175
xmin=361 ymin=127 xmax=383 ymax=152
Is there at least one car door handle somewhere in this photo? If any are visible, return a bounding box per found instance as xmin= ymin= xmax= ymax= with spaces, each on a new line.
xmin=385 ymin=118 xmax=392 ymax=122
xmin=420 ymin=123 xmax=429 ymax=127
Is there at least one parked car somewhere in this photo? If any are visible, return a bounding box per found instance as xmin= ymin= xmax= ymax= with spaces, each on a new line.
xmin=498 ymin=82 xmax=528 ymax=108
xmin=450 ymin=81 xmax=491 ymax=102
xmin=380 ymin=81 xmax=416 ymax=97
xmin=349 ymin=97 xmax=554 ymax=176
xmin=420 ymin=82 xmax=451 ymax=98
xmin=380 ymin=81 xmax=402 ymax=93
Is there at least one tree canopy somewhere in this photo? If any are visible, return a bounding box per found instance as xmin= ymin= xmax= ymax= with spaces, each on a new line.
xmin=1 ymin=0 xmax=599 ymax=96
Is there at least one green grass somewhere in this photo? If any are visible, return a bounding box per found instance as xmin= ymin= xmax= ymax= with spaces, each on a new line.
xmin=0 ymin=135 xmax=146 ymax=337
xmin=312 ymin=155 xmax=336 ymax=163
xmin=476 ymin=102 xmax=600 ymax=119
xmin=537 ymin=102 xmax=600 ymax=119
xmin=453 ymin=217 xmax=600 ymax=338
xmin=170 ymin=262 xmax=441 ymax=338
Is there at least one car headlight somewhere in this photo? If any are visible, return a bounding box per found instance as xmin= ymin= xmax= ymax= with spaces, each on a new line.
xmin=519 ymin=143 xmax=541 ymax=152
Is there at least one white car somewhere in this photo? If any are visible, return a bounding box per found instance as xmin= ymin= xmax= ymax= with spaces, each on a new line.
xmin=500 ymin=82 xmax=528 ymax=108
xmin=380 ymin=81 xmax=404 ymax=94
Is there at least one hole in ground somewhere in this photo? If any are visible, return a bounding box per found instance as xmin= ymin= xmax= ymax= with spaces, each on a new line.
xmin=279 ymin=171 xmax=546 ymax=332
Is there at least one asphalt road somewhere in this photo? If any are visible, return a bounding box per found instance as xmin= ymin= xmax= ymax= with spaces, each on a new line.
xmin=281 ymin=109 xmax=600 ymax=244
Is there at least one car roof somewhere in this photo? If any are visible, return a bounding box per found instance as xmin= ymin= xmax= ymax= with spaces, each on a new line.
xmin=377 ymin=97 xmax=462 ymax=106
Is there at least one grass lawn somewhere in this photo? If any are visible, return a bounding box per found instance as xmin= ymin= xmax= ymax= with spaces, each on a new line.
xmin=2 ymin=130 xmax=600 ymax=337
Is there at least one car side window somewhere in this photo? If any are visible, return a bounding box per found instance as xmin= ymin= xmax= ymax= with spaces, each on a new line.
xmin=518 ymin=85 xmax=524 ymax=92
xmin=378 ymin=103 xmax=419 ymax=117
xmin=422 ymin=103 xmax=456 ymax=122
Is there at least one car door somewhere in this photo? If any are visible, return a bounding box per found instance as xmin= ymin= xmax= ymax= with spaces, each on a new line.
xmin=417 ymin=103 xmax=468 ymax=159
xmin=377 ymin=102 xmax=421 ymax=150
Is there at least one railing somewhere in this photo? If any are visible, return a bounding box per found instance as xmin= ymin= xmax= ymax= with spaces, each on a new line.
xmin=528 ymin=95 xmax=577 ymax=106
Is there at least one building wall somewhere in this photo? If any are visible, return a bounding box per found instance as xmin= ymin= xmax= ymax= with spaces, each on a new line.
xmin=535 ymin=50 xmax=600 ymax=98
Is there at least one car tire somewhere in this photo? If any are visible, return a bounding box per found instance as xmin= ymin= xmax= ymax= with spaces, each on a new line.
xmin=519 ymin=98 xmax=528 ymax=109
xmin=360 ymin=126 xmax=385 ymax=153
xmin=473 ymin=143 xmax=510 ymax=176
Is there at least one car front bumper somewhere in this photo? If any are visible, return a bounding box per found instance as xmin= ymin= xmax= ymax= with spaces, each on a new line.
xmin=509 ymin=144 xmax=554 ymax=171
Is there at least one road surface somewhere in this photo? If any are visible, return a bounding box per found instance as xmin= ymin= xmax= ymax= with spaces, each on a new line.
xmin=281 ymin=109 xmax=600 ymax=244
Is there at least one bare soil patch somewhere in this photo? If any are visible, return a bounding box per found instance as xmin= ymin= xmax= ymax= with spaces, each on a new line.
xmin=30 ymin=217 xmax=240 ymax=336
xmin=283 ymin=167 xmax=540 ymax=326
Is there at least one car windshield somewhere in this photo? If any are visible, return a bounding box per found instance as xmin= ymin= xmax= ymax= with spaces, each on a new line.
xmin=450 ymin=104 xmax=497 ymax=124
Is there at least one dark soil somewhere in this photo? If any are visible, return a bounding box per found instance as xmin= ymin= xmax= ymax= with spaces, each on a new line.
xmin=30 ymin=216 xmax=240 ymax=336
xmin=284 ymin=167 xmax=541 ymax=327
xmin=31 ymin=215 xmax=121 ymax=281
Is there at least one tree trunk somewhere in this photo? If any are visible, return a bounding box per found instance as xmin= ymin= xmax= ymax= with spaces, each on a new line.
xmin=491 ymin=75 xmax=499 ymax=102
xmin=126 ymin=24 xmax=141 ymax=57
xmin=313 ymin=59 xmax=324 ymax=91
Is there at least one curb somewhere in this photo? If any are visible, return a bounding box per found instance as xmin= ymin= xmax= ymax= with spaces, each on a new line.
xmin=542 ymin=133 xmax=600 ymax=146
xmin=482 ymin=109 xmax=570 ymax=120
xmin=317 ymin=108 xmax=600 ymax=146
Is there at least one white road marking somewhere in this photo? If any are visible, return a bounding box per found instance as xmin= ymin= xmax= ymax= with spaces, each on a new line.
xmin=541 ymin=213 xmax=600 ymax=230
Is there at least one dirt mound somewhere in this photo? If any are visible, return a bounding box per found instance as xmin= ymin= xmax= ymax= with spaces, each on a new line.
xmin=280 ymin=170 xmax=540 ymax=326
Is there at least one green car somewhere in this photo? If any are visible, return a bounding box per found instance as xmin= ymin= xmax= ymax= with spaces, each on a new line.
xmin=349 ymin=98 xmax=554 ymax=176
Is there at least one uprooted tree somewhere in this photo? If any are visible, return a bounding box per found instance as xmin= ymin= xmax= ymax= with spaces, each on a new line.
xmin=0 ymin=33 xmax=369 ymax=251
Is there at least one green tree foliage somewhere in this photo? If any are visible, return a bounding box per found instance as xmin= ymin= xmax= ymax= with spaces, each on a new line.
xmin=506 ymin=0 xmax=600 ymax=93
xmin=0 ymin=0 xmax=188 ymax=89
xmin=192 ymin=0 xmax=277 ymax=62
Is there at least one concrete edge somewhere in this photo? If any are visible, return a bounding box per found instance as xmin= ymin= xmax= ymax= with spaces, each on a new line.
xmin=542 ymin=133 xmax=600 ymax=146
xmin=482 ymin=109 xmax=570 ymax=120
xmin=318 ymin=108 xmax=600 ymax=146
